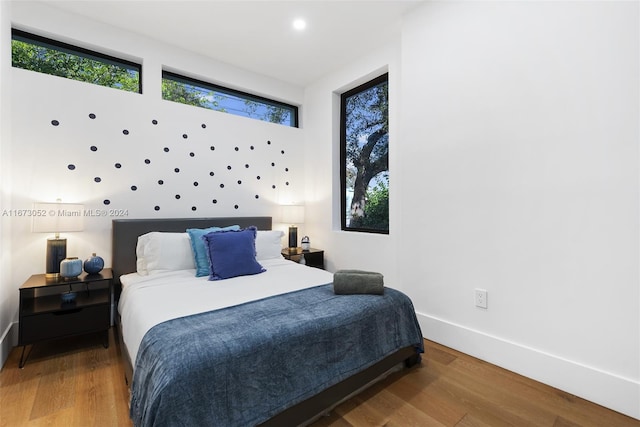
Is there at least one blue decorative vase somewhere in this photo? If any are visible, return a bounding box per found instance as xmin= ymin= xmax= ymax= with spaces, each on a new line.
xmin=60 ymin=257 xmax=82 ymax=279
xmin=84 ymin=253 xmax=104 ymax=274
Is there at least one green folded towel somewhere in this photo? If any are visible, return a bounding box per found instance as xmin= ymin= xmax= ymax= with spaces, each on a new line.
xmin=333 ymin=269 xmax=384 ymax=295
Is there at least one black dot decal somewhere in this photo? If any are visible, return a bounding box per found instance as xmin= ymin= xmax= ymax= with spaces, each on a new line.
xmin=145 ymin=159 xmax=151 ymax=164
xmin=234 ymin=147 xmax=239 ymax=151
xmin=237 ymin=180 xmax=242 ymax=185
xmin=123 ymin=129 xmax=129 ymax=135
xmin=164 ymin=147 xmax=170 ymax=152
xmin=212 ymin=199 xmax=217 ymax=204
xmin=175 ymin=195 xmax=181 ymax=199
xmin=182 ymin=134 xmax=188 ymax=139
xmin=209 ymin=172 xmax=214 ymax=176
xmin=201 ymin=124 xmax=206 ymax=128
xmin=272 ymin=185 xmax=276 ymax=189
xmin=257 ymin=176 xmax=261 ymax=180
xmin=286 ymin=182 xmax=290 ymax=186
xmin=94 ymin=177 xmax=101 ymax=183
xmin=281 ymin=150 xmax=285 ymax=154
xmin=271 ymin=163 xmax=275 ymax=167
xmin=191 ymin=206 xmax=197 ymax=211
xmin=210 ymin=146 xmax=215 ymax=151
xmin=250 ymin=146 xmax=255 ymax=150
xmin=220 ymin=184 xmax=225 ymax=188
xmin=68 ymin=164 xmax=76 ymax=170
xmin=267 ymin=140 xmax=271 ymax=145
xmin=193 ymin=182 xmax=199 ymax=186
xmin=152 ymin=119 xmax=158 ymax=125
xmin=174 ymin=168 xmax=180 ymax=173
xmin=90 ymin=146 xmax=97 ymax=152
xmin=154 ymin=206 xmax=160 ymax=211
xmin=89 ymin=113 xmax=96 ymax=119
xmin=104 ymin=199 xmax=110 ymax=205
xmin=285 ymin=168 xmax=289 ymax=172
xmin=245 ymin=164 xmax=249 ymax=168
xmin=255 ymin=195 xmax=259 ymax=199
xmin=51 ymin=120 xmax=59 ymax=126
xmin=189 ymin=152 xmax=195 ymax=157
xmin=158 ymin=180 xmax=164 ymax=185
xmin=227 ymin=166 xmax=232 ymax=170
xmin=131 ymin=185 xmax=137 ymax=191
xmin=234 ymin=205 xmax=239 ymax=209
xmin=115 ymin=163 xmax=121 ymax=168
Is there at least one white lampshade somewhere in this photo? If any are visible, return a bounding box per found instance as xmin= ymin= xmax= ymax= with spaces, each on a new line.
xmin=281 ymin=205 xmax=305 ymax=225
xmin=32 ymin=202 xmax=84 ymax=234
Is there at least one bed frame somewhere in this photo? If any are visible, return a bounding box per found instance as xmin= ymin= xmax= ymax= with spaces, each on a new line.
xmin=111 ymin=217 xmax=420 ymax=426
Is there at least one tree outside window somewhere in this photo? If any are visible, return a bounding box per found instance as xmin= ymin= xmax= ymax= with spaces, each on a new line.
xmin=340 ymin=73 xmax=389 ymax=233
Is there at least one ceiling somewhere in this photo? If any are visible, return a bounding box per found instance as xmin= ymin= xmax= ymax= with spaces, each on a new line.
xmin=44 ymin=0 xmax=424 ymax=87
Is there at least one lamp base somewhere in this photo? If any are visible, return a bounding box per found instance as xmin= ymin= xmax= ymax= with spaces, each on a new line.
xmin=46 ymin=237 xmax=67 ymax=278
xmin=288 ymin=225 xmax=298 ymax=250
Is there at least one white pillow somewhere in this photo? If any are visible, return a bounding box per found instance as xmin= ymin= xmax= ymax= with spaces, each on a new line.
xmin=136 ymin=232 xmax=196 ymax=275
xmin=255 ymin=230 xmax=285 ymax=260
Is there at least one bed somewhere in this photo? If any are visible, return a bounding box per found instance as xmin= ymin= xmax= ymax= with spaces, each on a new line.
xmin=112 ymin=217 xmax=423 ymax=426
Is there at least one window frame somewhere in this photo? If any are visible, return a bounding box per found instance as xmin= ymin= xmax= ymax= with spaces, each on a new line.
xmin=162 ymin=70 xmax=299 ymax=128
xmin=339 ymin=73 xmax=390 ymax=234
xmin=11 ymin=28 xmax=142 ymax=94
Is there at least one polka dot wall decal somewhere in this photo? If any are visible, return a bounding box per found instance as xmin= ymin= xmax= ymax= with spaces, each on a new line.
xmin=245 ymin=164 xmax=249 ymax=168
xmin=154 ymin=206 xmax=160 ymax=211
xmin=210 ymin=146 xmax=215 ymax=151
xmin=285 ymin=168 xmax=289 ymax=172
xmin=255 ymin=195 xmax=259 ymax=199
xmin=234 ymin=205 xmax=239 ymax=209
xmin=94 ymin=177 xmax=102 ymax=183
xmin=145 ymin=159 xmax=151 ymax=164
xmin=271 ymin=163 xmax=275 ymax=167
xmin=51 ymin=120 xmax=59 ymax=126
xmin=164 ymin=147 xmax=170 ymax=152
xmin=237 ymin=180 xmax=242 ymax=185
xmin=68 ymin=164 xmax=76 ymax=170
xmin=193 ymin=182 xmax=199 ymax=186
xmin=192 ymin=206 xmax=197 ymax=211
xmin=104 ymin=200 xmax=111 ymax=205
xmin=115 ymin=163 xmax=121 ymax=168
xmin=212 ymin=199 xmax=218 ymax=204
xmin=152 ymin=119 xmax=158 ymax=125
xmin=90 ymin=146 xmax=98 ymax=151
xmin=250 ymin=146 xmax=255 ymax=150
xmin=189 ymin=152 xmax=195 ymax=157
xmin=175 ymin=195 xmax=181 ymax=199
xmin=89 ymin=113 xmax=96 ymax=119
xmin=158 ymin=180 xmax=164 ymax=185
xmin=235 ymin=147 xmax=239 ymax=151
xmin=227 ymin=166 xmax=232 ymax=170
xmin=182 ymin=134 xmax=188 ymax=139
xmin=123 ymin=129 xmax=129 ymax=135
xmin=220 ymin=184 xmax=225 ymax=188
xmin=267 ymin=140 xmax=271 ymax=145
xmin=131 ymin=185 xmax=137 ymax=191
xmin=272 ymin=185 xmax=276 ymax=189
xmin=257 ymin=176 xmax=261 ymax=180
xmin=201 ymin=124 xmax=206 ymax=128
xmin=209 ymin=172 xmax=214 ymax=176
xmin=286 ymin=182 xmax=290 ymax=186
xmin=174 ymin=168 xmax=180 ymax=173
xmin=281 ymin=150 xmax=285 ymax=154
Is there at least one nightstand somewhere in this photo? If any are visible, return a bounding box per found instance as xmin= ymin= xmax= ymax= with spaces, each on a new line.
xmin=18 ymin=268 xmax=113 ymax=368
xmin=281 ymin=248 xmax=324 ymax=269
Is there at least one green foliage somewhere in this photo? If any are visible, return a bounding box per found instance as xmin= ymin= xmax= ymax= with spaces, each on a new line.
xmin=161 ymin=79 xmax=216 ymax=108
xmin=360 ymin=177 xmax=389 ymax=230
xmin=11 ymin=39 xmax=139 ymax=93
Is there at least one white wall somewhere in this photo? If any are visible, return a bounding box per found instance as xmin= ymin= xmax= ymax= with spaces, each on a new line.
xmin=1 ymin=2 xmax=305 ymax=367
xmin=303 ymin=41 xmax=403 ymax=287
xmin=400 ymin=1 xmax=639 ymax=419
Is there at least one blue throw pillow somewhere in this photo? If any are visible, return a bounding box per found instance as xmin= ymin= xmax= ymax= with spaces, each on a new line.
xmin=202 ymin=226 xmax=265 ymax=281
xmin=187 ymin=225 xmax=240 ymax=277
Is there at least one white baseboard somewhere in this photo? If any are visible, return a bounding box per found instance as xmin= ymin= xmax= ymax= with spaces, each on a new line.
xmin=0 ymin=321 xmax=17 ymax=370
xmin=417 ymin=312 xmax=640 ymax=420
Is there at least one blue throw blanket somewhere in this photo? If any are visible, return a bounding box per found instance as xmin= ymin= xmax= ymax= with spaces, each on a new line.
xmin=130 ymin=285 xmax=423 ymax=427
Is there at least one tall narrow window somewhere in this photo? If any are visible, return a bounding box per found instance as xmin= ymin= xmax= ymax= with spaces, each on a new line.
xmin=340 ymin=73 xmax=389 ymax=233
xmin=11 ymin=29 xmax=141 ymax=93
xmin=162 ymin=71 xmax=298 ymax=128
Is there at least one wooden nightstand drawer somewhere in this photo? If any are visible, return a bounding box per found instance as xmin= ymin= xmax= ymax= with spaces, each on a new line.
xmin=20 ymin=304 xmax=110 ymax=344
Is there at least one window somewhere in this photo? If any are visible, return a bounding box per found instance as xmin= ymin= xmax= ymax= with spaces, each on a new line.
xmin=11 ymin=29 xmax=141 ymax=93
xmin=162 ymin=71 xmax=298 ymax=128
xmin=340 ymin=73 xmax=389 ymax=233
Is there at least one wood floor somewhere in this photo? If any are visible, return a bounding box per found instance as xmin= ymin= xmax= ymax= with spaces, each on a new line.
xmin=1 ymin=330 xmax=638 ymax=427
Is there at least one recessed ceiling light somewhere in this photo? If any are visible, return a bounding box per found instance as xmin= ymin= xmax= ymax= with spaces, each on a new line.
xmin=292 ymin=18 xmax=307 ymax=31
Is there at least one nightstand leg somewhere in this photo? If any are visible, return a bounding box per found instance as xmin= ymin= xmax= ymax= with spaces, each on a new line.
xmin=19 ymin=345 xmax=31 ymax=369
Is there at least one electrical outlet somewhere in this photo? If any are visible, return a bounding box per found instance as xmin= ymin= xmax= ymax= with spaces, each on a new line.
xmin=475 ymin=289 xmax=488 ymax=309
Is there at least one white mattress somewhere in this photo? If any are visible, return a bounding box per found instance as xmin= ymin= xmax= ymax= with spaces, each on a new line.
xmin=118 ymin=258 xmax=334 ymax=365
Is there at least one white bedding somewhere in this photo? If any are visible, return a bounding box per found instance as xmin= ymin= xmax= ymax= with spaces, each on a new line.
xmin=118 ymin=258 xmax=334 ymax=366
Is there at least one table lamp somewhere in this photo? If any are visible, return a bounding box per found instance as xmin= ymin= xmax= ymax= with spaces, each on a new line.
xmin=281 ymin=205 xmax=304 ymax=252
xmin=32 ymin=201 xmax=84 ymax=278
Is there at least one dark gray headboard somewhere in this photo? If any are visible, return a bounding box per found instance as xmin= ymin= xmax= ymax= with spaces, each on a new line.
xmin=111 ymin=217 xmax=272 ymax=286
